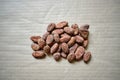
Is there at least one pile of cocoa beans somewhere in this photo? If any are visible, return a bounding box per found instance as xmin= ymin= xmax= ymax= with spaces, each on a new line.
xmin=30 ymin=21 xmax=91 ymax=63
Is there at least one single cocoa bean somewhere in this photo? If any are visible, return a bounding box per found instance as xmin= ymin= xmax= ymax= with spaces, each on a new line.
xmin=38 ymin=38 xmax=46 ymax=49
xmin=51 ymin=43 xmax=59 ymax=54
xmin=30 ymin=36 xmax=41 ymax=43
xmin=60 ymin=34 xmax=71 ymax=43
xmin=75 ymin=46 xmax=85 ymax=60
xmin=52 ymin=29 xmax=64 ymax=34
xmin=68 ymin=37 xmax=76 ymax=47
xmin=46 ymin=34 xmax=54 ymax=45
xmin=83 ymin=52 xmax=91 ymax=63
xmin=56 ymin=21 xmax=68 ymax=29
xmin=43 ymin=45 xmax=50 ymax=54
xmin=42 ymin=32 xmax=50 ymax=40
xmin=67 ymin=53 xmax=75 ymax=63
xmin=47 ymin=23 xmax=55 ymax=32
xmin=53 ymin=52 xmax=61 ymax=61
xmin=71 ymin=24 xmax=79 ymax=35
xmin=61 ymin=43 xmax=69 ymax=54
xmin=64 ymin=27 xmax=74 ymax=35
xmin=61 ymin=52 xmax=67 ymax=58
xmin=53 ymin=33 xmax=60 ymax=43
xmin=31 ymin=43 xmax=40 ymax=51
xmin=32 ymin=51 xmax=46 ymax=58
xmin=69 ymin=43 xmax=78 ymax=53
xmin=75 ymin=35 xmax=84 ymax=43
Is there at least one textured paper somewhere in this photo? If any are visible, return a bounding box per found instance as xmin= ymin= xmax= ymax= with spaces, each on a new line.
xmin=0 ymin=0 xmax=120 ymax=80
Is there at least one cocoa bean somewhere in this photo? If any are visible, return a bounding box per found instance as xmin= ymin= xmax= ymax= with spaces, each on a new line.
xmin=51 ymin=43 xmax=59 ymax=54
xmin=75 ymin=46 xmax=85 ymax=60
xmin=56 ymin=21 xmax=68 ymax=29
xmin=47 ymin=23 xmax=55 ymax=32
xmin=32 ymin=51 xmax=46 ymax=58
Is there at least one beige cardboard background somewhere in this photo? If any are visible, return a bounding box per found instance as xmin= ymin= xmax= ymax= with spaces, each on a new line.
xmin=0 ymin=0 xmax=120 ymax=80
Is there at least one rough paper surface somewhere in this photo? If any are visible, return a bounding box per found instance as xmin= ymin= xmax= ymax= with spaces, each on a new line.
xmin=0 ymin=0 xmax=120 ymax=80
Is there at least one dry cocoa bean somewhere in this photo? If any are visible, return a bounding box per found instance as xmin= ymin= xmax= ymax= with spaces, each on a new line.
xmin=75 ymin=46 xmax=85 ymax=60
xmin=75 ymin=35 xmax=84 ymax=43
xmin=53 ymin=33 xmax=60 ymax=43
xmin=67 ymin=53 xmax=75 ymax=63
xmin=30 ymin=36 xmax=41 ymax=43
xmin=42 ymin=32 xmax=50 ymax=40
xmin=68 ymin=37 xmax=76 ymax=47
xmin=56 ymin=21 xmax=68 ymax=29
xmin=47 ymin=23 xmax=55 ymax=32
xmin=32 ymin=51 xmax=46 ymax=58
xmin=31 ymin=43 xmax=40 ymax=51
xmin=46 ymin=34 xmax=54 ymax=45
xmin=79 ymin=29 xmax=89 ymax=39
xmin=52 ymin=29 xmax=64 ymax=34
xmin=71 ymin=24 xmax=79 ymax=35
xmin=83 ymin=40 xmax=89 ymax=48
xmin=61 ymin=43 xmax=69 ymax=54
xmin=53 ymin=52 xmax=61 ymax=61
xmin=69 ymin=43 xmax=78 ymax=53
xmin=51 ymin=43 xmax=59 ymax=54
xmin=60 ymin=34 xmax=71 ymax=43
xmin=64 ymin=27 xmax=74 ymax=35
xmin=43 ymin=45 xmax=50 ymax=54
xmin=83 ymin=52 xmax=91 ymax=63
xmin=38 ymin=38 xmax=46 ymax=49
xmin=61 ymin=52 xmax=67 ymax=58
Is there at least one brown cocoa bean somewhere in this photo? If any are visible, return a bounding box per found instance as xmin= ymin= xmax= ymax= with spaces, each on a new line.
xmin=83 ymin=52 xmax=91 ymax=63
xmin=38 ymin=38 xmax=46 ymax=49
xmin=53 ymin=33 xmax=60 ymax=43
xmin=53 ymin=52 xmax=61 ymax=61
xmin=30 ymin=36 xmax=41 ymax=43
xmin=60 ymin=34 xmax=71 ymax=43
xmin=47 ymin=23 xmax=55 ymax=32
xmin=61 ymin=43 xmax=69 ymax=54
xmin=43 ymin=45 xmax=50 ymax=54
xmin=75 ymin=35 xmax=84 ymax=43
xmin=51 ymin=43 xmax=59 ymax=54
xmin=64 ymin=27 xmax=74 ymax=35
xmin=79 ymin=29 xmax=89 ymax=39
xmin=68 ymin=37 xmax=76 ymax=47
xmin=61 ymin=52 xmax=67 ymax=58
xmin=42 ymin=32 xmax=50 ymax=40
xmin=69 ymin=43 xmax=78 ymax=53
xmin=71 ymin=24 xmax=79 ymax=35
xmin=83 ymin=40 xmax=89 ymax=48
xmin=52 ymin=29 xmax=64 ymax=34
xmin=46 ymin=34 xmax=54 ymax=45
xmin=75 ymin=46 xmax=85 ymax=60
xmin=32 ymin=51 xmax=46 ymax=58
xmin=56 ymin=21 xmax=68 ymax=29
xmin=67 ymin=53 xmax=75 ymax=63
xmin=31 ymin=43 xmax=40 ymax=51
